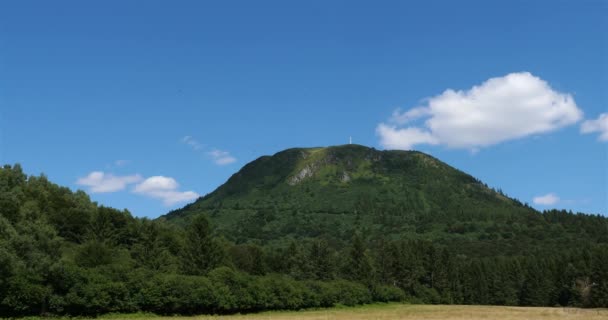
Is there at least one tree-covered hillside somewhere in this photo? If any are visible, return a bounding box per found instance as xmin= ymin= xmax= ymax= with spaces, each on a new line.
xmin=1 ymin=152 xmax=607 ymax=316
xmin=165 ymin=145 xmax=607 ymax=257
xmin=0 ymin=164 xmax=398 ymax=316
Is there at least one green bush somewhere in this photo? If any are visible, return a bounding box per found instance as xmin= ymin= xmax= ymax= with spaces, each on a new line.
xmin=305 ymin=280 xmax=340 ymax=307
xmin=413 ymin=285 xmax=441 ymax=304
xmin=60 ymin=269 xmax=134 ymax=315
xmin=255 ymin=274 xmax=306 ymax=310
xmin=372 ymin=285 xmax=406 ymax=302
xmin=1 ymin=273 xmax=51 ymax=315
xmin=332 ymin=280 xmax=372 ymax=306
xmin=133 ymin=273 xmax=215 ymax=315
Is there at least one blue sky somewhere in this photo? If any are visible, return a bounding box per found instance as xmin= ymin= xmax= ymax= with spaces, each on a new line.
xmin=1 ymin=0 xmax=606 ymax=217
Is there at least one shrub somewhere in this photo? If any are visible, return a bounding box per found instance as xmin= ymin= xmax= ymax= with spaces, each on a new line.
xmin=332 ymin=280 xmax=372 ymax=306
xmin=372 ymin=285 xmax=406 ymax=302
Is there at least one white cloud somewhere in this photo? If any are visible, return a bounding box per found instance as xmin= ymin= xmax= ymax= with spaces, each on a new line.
xmin=377 ymin=72 xmax=583 ymax=151
xmin=77 ymin=171 xmax=199 ymax=206
xmin=76 ymin=171 xmax=142 ymax=193
xmin=389 ymin=107 xmax=430 ymax=125
xmin=208 ymin=149 xmax=237 ymax=165
xmin=581 ymin=113 xmax=608 ymax=141
xmin=533 ymin=193 xmax=560 ymax=206
xmin=376 ymin=124 xmax=438 ymax=150
xmin=182 ymin=135 xmax=204 ymax=150
xmin=133 ymin=176 xmax=200 ymax=206
xmin=133 ymin=176 xmax=179 ymax=193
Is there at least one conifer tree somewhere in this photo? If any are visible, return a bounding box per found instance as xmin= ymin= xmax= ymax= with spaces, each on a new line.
xmin=180 ymin=215 xmax=225 ymax=275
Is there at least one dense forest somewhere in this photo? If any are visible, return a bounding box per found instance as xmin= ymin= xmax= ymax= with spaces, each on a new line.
xmin=168 ymin=146 xmax=608 ymax=258
xmin=1 ymin=157 xmax=607 ymax=316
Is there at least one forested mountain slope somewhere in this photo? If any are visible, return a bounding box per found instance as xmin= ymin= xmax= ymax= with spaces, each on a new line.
xmin=165 ymin=145 xmax=608 ymax=256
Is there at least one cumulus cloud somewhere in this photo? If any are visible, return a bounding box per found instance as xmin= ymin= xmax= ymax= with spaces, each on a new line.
xmin=77 ymin=171 xmax=199 ymax=206
xmin=181 ymin=135 xmax=204 ymax=150
xmin=133 ymin=176 xmax=179 ymax=193
xmin=133 ymin=176 xmax=200 ymax=206
xmin=76 ymin=172 xmax=142 ymax=193
xmin=389 ymin=107 xmax=430 ymax=125
xmin=377 ymin=124 xmax=438 ymax=150
xmin=208 ymin=149 xmax=237 ymax=165
xmin=581 ymin=113 xmax=608 ymax=141
xmin=533 ymin=193 xmax=560 ymax=206
xmin=377 ymin=72 xmax=583 ymax=151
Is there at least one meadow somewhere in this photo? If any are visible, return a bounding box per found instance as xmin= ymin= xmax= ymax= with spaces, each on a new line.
xmin=93 ymin=304 xmax=608 ymax=320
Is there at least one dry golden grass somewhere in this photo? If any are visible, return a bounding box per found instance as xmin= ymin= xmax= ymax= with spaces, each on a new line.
xmin=103 ymin=304 xmax=608 ymax=320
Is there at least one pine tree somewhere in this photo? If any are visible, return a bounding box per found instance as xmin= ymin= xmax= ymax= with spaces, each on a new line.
xmin=589 ymin=245 xmax=608 ymax=307
xmin=180 ymin=215 xmax=225 ymax=275
xmin=308 ymin=239 xmax=335 ymax=280
xmin=343 ymin=234 xmax=374 ymax=284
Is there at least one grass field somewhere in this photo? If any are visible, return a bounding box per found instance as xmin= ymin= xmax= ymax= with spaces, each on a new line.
xmin=95 ymin=304 xmax=608 ymax=320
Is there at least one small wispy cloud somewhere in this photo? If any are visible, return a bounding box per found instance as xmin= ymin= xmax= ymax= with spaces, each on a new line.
xmin=208 ymin=149 xmax=237 ymax=165
xmin=533 ymin=193 xmax=560 ymax=206
xmin=114 ymin=159 xmax=130 ymax=167
xmin=181 ymin=136 xmax=204 ymax=150
xmin=133 ymin=176 xmax=200 ymax=206
xmin=76 ymin=171 xmax=142 ymax=193
xmin=181 ymin=135 xmax=236 ymax=165
xmin=581 ymin=113 xmax=608 ymax=142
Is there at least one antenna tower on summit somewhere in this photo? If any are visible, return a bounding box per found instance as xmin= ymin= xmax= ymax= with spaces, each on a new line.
xmin=349 ymin=136 xmax=352 ymax=144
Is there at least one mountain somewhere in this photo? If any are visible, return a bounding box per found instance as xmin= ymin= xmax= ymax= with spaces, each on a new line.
xmin=164 ymin=145 xmax=607 ymax=256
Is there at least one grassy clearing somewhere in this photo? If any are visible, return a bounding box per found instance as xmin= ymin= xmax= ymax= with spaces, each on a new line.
xmin=91 ymin=303 xmax=608 ymax=320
